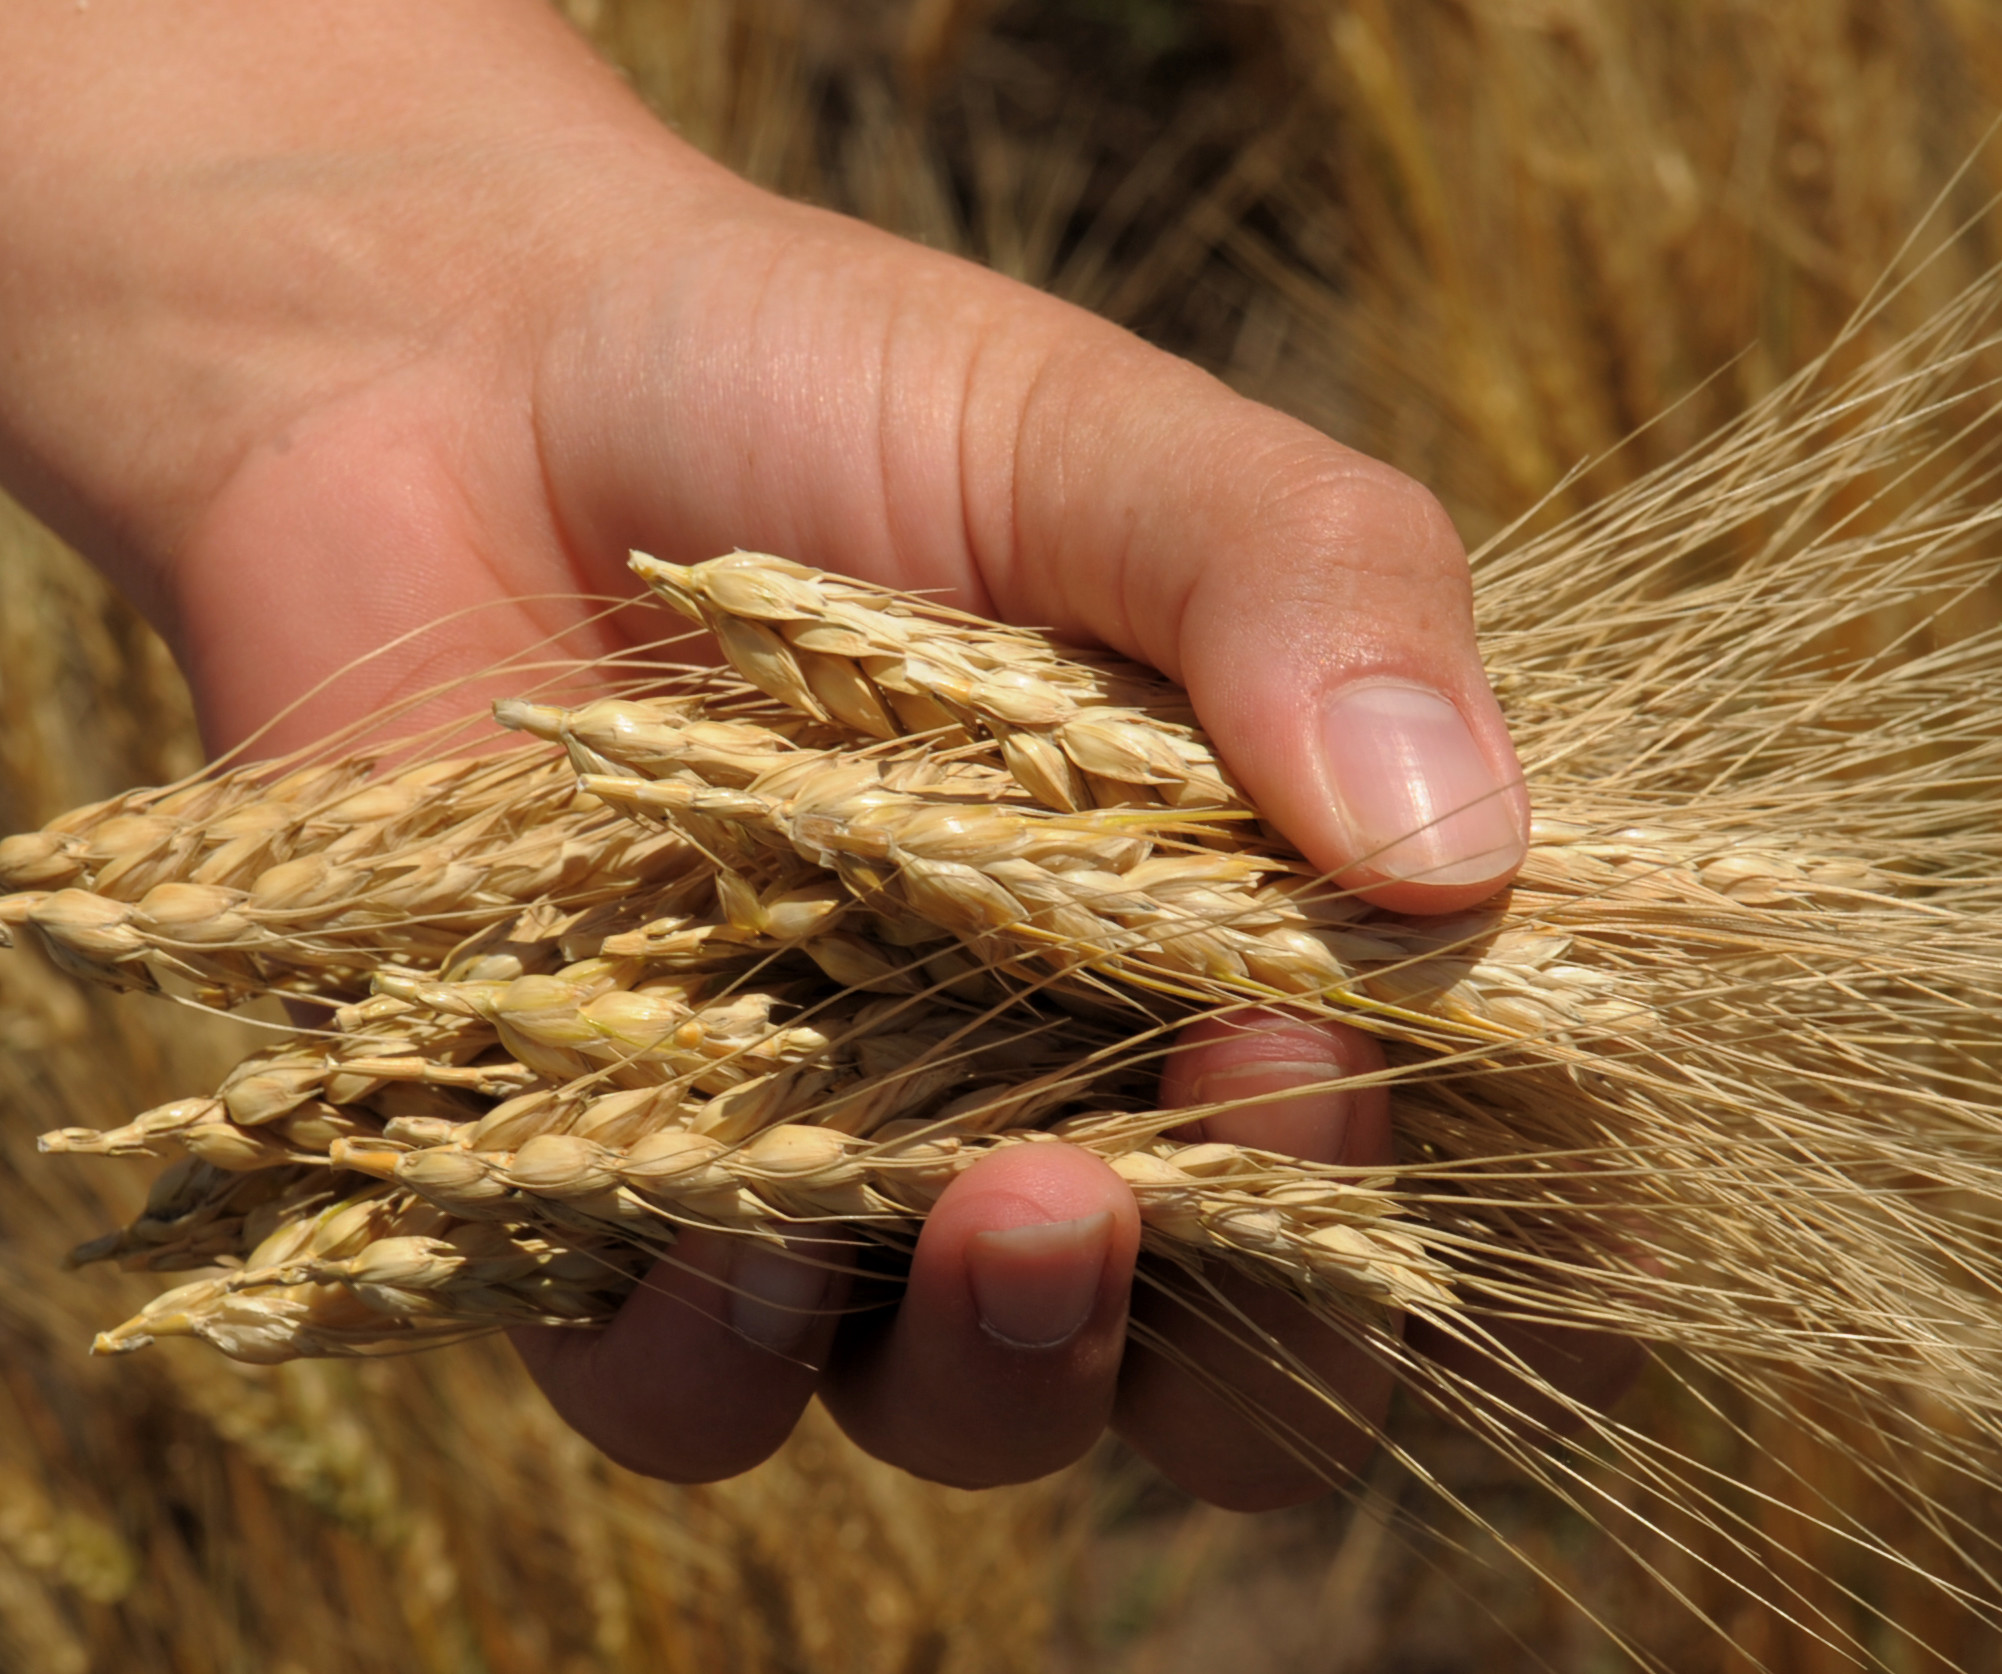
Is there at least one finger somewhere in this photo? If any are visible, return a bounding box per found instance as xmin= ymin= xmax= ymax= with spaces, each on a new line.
xmin=1116 ymin=1012 xmax=1398 ymax=1510
xmin=512 ymin=1225 xmax=849 ymax=1482
xmin=1009 ymin=408 xmax=1530 ymax=915
xmin=1158 ymin=1009 xmax=1391 ymax=1163
xmin=1116 ymin=1268 xmax=1398 ymax=1513
xmin=1169 ymin=1018 xmax=1644 ymax=1441
xmin=536 ymin=192 xmax=1526 ymax=912
xmin=818 ymin=1140 xmax=1140 ymax=1489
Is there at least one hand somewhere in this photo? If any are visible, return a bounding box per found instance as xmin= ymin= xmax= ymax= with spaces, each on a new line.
xmin=0 ymin=0 xmax=1586 ymax=1507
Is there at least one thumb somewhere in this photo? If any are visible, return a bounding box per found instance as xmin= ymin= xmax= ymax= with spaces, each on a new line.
xmin=537 ymin=185 xmax=1526 ymax=911
xmin=994 ymin=350 xmax=1530 ymax=913
xmin=961 ymin=274 xmax=1528 ymax=912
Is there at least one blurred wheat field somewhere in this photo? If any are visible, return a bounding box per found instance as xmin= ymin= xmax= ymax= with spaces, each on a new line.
xmin=6 ymin=2 xmax=2002 ymax=1669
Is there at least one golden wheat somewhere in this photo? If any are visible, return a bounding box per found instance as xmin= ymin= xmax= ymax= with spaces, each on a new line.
xmin=13 ymin=242 xmax=2002 ymax=1661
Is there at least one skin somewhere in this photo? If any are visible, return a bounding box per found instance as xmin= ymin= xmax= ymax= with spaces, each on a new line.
xmin=0 ymin=0 xmax=1624 ymax=1506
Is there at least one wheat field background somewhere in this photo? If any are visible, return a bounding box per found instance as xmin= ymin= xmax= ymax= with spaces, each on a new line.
xmin=4 ymin=2 xmax=2002 ymax=1669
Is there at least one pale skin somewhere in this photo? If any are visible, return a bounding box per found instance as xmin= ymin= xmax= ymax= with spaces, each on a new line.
xmin=0 ymin=1 xmax=1632 ymax=1507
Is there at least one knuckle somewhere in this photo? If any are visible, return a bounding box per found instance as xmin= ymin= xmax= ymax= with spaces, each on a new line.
xmin=1243 ymin=438 xmax=1468 ymax=587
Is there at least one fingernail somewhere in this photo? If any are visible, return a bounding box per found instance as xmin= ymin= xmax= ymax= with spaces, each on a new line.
xmin=966 ymin=1212 xmax=1113 ymax=1349
xmin=1190 ymin=1059 xmax=1355 ymax=1164
xmin=1321 ymin=681 xmax=1526 ymax=887
xmin=727 ymin=1237 xmax=832 ymax=1354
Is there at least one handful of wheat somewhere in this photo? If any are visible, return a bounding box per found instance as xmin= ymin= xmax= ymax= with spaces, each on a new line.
xmin=8 ymin=276 xmax=2002 ymax=1651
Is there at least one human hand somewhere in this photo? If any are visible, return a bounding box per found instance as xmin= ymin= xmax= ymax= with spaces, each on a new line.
xmin=1 ymin=0 xmax=1616 ymax=1507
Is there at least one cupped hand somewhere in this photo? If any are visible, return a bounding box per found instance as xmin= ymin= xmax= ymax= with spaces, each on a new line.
xmin=0 ymin=0 xmax=1613 ymax=1506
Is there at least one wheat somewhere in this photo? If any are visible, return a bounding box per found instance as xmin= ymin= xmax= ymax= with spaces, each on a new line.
xmin=0 ymin=748 xmax=698 ymax=1004
xmin=20 ymin=509 xmax=2002 ymax=1402
xmin=631 ymin=552 xmax=1228 ymax=812
xmin=14 ymin=259 xmax=2002 ymax=1666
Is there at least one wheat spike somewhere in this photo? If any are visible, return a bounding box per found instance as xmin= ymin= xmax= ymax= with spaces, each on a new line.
xmin=0 ymin=747 xmax=699 ymax=1003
